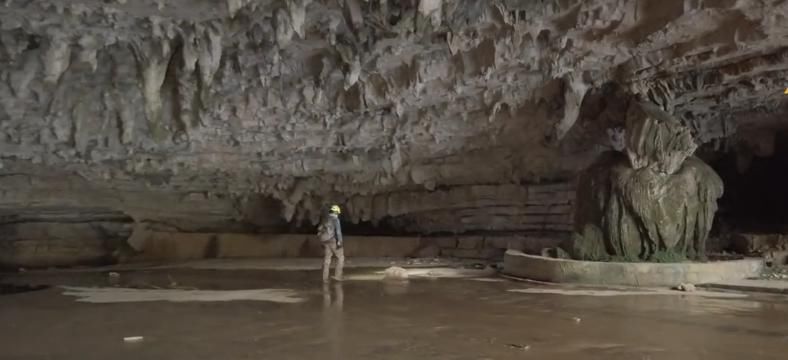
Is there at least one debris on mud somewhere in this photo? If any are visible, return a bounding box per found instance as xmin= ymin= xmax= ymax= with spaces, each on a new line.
xmin=760 ymin=266 xmax=788 ymax=280
xmin=675 ymin=283 xmax=697 ymax=292
xmin=123 ymin=336 xmax=144 ymax=343
xmin=506 ymin=343 xmax=530 ymax=351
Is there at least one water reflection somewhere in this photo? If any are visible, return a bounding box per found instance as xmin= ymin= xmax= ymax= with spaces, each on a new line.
xmin=322 ymin=282 xmax=344 ymax=310
xmin=4 ymin=269 xmax=788 ymax=360
xmin=322 ymin=282 xmax=344 ymax=360
xmin=382 ymin=280 xmax=410 ymax=296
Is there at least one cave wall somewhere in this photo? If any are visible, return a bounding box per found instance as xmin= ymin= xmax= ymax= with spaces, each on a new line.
xmin=2 ymin=0 xmax=788 ymax=265
xmin=0 ymin=159 xmax=573 ymax=266
xmin=380 ymin=182 xmax=574 ymax=234
xmin=124 ymin=232 xmax=564 ymax=263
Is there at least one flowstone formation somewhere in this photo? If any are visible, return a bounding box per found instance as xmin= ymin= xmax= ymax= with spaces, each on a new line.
xmin=570 ymin=102 xmax=724 ymax=262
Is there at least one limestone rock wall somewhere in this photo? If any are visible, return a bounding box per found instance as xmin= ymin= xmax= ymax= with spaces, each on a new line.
xmin=0 ymin=160 xmax=574 ymax=233
xmin=123 ymin=231 xmax=565 ymax=263
xmin=0 ymin=221 xmax=132 ymax=268
xmin=0 ymin=1 xmax=787 ymax=261
xmin=375 ymin=182 xmax=574 ymax=234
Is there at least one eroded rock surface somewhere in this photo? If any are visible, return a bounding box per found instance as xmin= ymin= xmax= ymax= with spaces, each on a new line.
xmin=571 ymin=102 xmax=723 ymax=261
xmin=0 ymin=220 xmax=132 ymax=268
xmin=1 ymin=1 xmax=787 ymax=266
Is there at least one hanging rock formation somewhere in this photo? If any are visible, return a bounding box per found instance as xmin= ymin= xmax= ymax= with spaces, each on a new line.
xmin=570 ymin=102 xmax=724 ymax=261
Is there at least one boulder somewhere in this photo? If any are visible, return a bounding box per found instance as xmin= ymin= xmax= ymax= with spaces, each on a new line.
xmin=383 ymin=266 xmax=409 ymax=281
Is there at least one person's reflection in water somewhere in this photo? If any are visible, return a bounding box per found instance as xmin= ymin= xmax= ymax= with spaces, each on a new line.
xmin=322 ymin=282 xmax=344 ymax=310
xmin=321 ymin=282 xmax=344 ymax=359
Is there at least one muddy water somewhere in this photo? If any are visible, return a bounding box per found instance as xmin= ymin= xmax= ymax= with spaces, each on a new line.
xmin=1 ymin=269 xmax=787 ymax=360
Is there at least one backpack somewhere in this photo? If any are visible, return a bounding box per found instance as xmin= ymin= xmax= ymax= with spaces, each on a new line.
xmin=317 ymin=220 xmax=334 ymax=243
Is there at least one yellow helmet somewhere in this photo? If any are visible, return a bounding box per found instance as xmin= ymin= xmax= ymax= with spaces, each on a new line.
xmin=330 ymin=205 xmax=341 ymax=214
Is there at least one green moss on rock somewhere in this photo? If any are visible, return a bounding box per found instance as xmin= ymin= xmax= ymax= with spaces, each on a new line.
xmin=567 ymin=102 xmax=723 ymax=262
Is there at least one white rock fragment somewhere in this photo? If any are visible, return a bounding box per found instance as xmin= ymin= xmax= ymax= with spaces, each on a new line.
xmin=383 ymin=266 xmax=409 ymax=281
xmin=675 ymin=283 xmax=697 ymax=292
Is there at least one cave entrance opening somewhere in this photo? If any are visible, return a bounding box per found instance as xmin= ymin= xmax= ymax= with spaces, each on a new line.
xmin=709 ymin=130 xmax=788 ymax=234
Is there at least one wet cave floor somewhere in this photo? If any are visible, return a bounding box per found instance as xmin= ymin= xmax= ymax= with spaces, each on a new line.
xmin=1 ymin=268 xmax=787 ymax=360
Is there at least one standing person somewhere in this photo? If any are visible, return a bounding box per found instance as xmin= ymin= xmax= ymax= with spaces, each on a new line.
xmin=318 ymin=205 xmax=344 ymax=282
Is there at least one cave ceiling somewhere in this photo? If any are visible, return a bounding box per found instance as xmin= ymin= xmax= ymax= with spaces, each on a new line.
xmin=1 ymin=0 xmax=787 ymax=228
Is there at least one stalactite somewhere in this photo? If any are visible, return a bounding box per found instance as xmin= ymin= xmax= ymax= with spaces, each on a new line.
xmin=130 ymin=37 xmax=173 ymax=142
xmin=43 ymin=36 xmax=71 ymax=84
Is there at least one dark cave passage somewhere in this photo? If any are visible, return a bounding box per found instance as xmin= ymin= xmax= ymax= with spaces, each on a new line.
xmin=710 ymin=131 xmax=788 ymax=233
